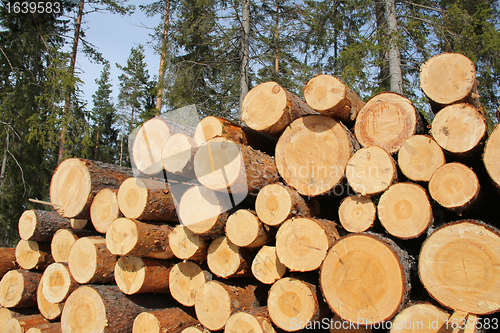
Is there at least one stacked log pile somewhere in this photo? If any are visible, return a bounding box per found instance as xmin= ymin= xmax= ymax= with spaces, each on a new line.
xmin=1 ymin=52 xmax=500 ymax=333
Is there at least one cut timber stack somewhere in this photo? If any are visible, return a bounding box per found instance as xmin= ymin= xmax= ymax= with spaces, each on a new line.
xmin=1 ymin=52 xmax=500 ymax=333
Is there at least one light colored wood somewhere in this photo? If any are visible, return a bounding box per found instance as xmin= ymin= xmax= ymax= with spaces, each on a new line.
xmin=377 ymin=183 xmax=433 ymax=239
xmin=132 ymin=308 xmax=199 ymax=333
xmin=483 ymin=124 xmax=500 ymax=190
xmin=106 ymin=218 xmax=174 ymax=259
xmin=4 ymin=315 xmax=49 ymax=333
xmin=69 ymin=218 xmax=90 ymax=229
xmin=267 ymin=277 xmax=320 ymax=332
xmin=436 ymin=310 xmax=468 ymax=333
xmin=390 ymin=303 xmax=449 ymax=332
xmin=304 ymin=74 xmax=365 ymax=122
xmin=50 ymin=228 xmax=95 ymax=263
xmin=207 ymin=236 xmax=252 ymax=279
xmin=0 ymin=248 xmax=18 ymax=278
xmin=0 ymin=307 xmax=13 ymax=330
xmin=37 ymin=277 xmax=63 ymax=321
xmin=419 ymin=220 xmax=500 ymax=315
xmin=276 ymin=115 xmax=359 ymax=196
xmin=276 ymin=217 xmax=339 ymax=272
xmin=117 ymin=178 xmax=178 ymax=222
xmin=428 ymin=163 xmax=480 ymax=214
xmin=41 ymin=263 xmax=78 ymax=304
xmin=26 ymin=323 xmax=62 ymax=333
xmin=329 ymin=313 xmax=373 ymax=332
xmin=397 ymin=135 xmax=446 ymax=182
xmin=169 ymin=261 xmax=210 ymax=307
xmin=430 ymin=103 xmax=486 ymax=156
xmin=162 ymin=133 xmax=198 ymax=178
xmin=15 ymin=240 xmax=53 ymax=271
xmin=18 ymin=210 xmax=70 ymax=242
xmin=181 ymin=326 xmax=210 ymax=333
xmin=168 ymin=224 xmax=208 ymax=261
xmin=241 ymin=81 xmax=317 ymax=136
xmin=354 ymin=92 xmax=422 ymax=154
xmin=338 ymin=195 xmax=376 ymax=233
xmin=50 ymin=158 xmax=132 ymax=219
xmin=114 ymin=256 xmax=173 ymax=295
xmin=420 ymin=53 xmax=476 ymax=108
xmin=225 ymin=210 xmax=273 ymax=248
xmin=320 ymin=233 xmax=411 ymax=325
xmin=251 ymin=245 xmax=286 ymax=285
xmin=67 ymin=236 xmax=116 ymax=284
xmin=194 ymin=137 xmax=279 ymax=194
xmin=224 ymin=308 xmax=276 ymax=333
xmin=90 ymin=188 xmax=121 ymax=234
xmin=0 ymin=270 xmax=41 ymax=308
xmin=345 ymin=146 xmax=397 ymax=196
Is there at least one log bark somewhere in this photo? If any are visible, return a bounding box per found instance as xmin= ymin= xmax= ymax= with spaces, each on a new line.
xmin=354 ymin=92 xmax=423 ymax=154
xmin=251 ymin=245 xmax=286 ymax=285
xmin=194 ymin=137 xmax=280 ymax=194
xmin=430 ymin=103 xmax=486 ymax=157
xmin=168 ymin=224 xmax=208 ymax=261
xmin=41 ymin=263 xmax=78 ymax=304
xmin=241 ymin=81 xmax=317 ymax=136
xmin=304 ymin=74 xmax=365 ymax=122
xmin=418 ymin=220 xmax=500 ymax=315
xmin=397 ymin=134 xmax=446 ymax=182
xmin=49 ymin=158 xmax=133 ymax=219
xmin=276 ymin=115 xmax=359 ymax=197
xmin=15 ymin=240 xmax=53 ymax=271
xmin=338 ymin=195 xmax=376 ymax=233
xmin=114 ymin=256 xmax=174 ymax=295
xmin=67 ymin=236 xmax=116 ymax=284
xmin=0 ymin=247 xmax=18 ymax=278
xmin=345 ymin=146 xmax=398 ymax=196
xmin=36 ymin=276 xmax=63 ymax=321
xmin=0 ymin=270 xmax=41 ymax=308
xmin=169 ymin=261 xmax=210 ymax=307
xmin=194 ymin=280 xmax=260 ymax=331
xmin=207 ymin=236 xmax=253 ymax=279
xmin=428 ymin=163 xmax=480 ymax=214
xmin=50 ymin=228 xmax=96 ymax=264
xmin=276 ymin=217 xmax=339 ymax=272
xmin=4 ymin=315 xmax=49 ymax=333
xmin=161 ymin=133 xmax=198 ymax=178
xmin=225 ymin=307 xmax=276 ymax=333
xmin=320 ymin=233 xmax=412 ymax=325
xmin=390 ymin=302 xmax=449 ymax=333
xmin=90 ymin=188 xmax=121 ymax=234
xmin=483 ymin=124 xmax=500 ymax=191
xmin=106 ymin=218 xmax=174 ymax=259
xmin=377 ymin=182 xmax=433 ymax=239
xmin=132 ymin=308 xmax=199 ymax=333
xmin=225 ymin=209 xmax=274 ymax=248
xmin=18 ymin=210 xmax=71 ymax=242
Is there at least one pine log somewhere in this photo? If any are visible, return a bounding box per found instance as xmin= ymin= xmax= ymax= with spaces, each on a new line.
xmin=354 ymin=92 xmax=423 ymax=154
xmin=90 ymin=188 xmax=121 ymax=234
xmin=194 ymin=281 xmax=260 ymax=331
xmin=428 ymin=163 xmax=480 ymax=214
xmin=132 ymin=116 xmax=195 ymax=175
xmin=26 ymin=323 xmax=62 ymax=333
xmin=41 ymin=263 xmax=78 ymax=304
xmin=60 ymin=284 xmax=170 ymax=333
xmin=304 ymin=74 xmax=365 ymax=122
xmin=397 ymin=135 xmax=446 ymax=182
xmin=0 ymin=270 xmax=41 ymax=308
xmin=169 ymin=261 xmax=210 ymax=307
xmin=276 ymin=114 xmax=359 ymax=197
xmin=225 ymin=209 xmax=273 ymax=248
xmin=168 ymin=224 xmax=208 ymax=261
xmin=15 ymin=240 xmax=53 ymax=271
xmin=320 ymin=233 xmax=412 ymax=325
xmin=132 ymin=308 xmax=198 ymax=333
xmin=225 ymin=307 xmax=276 ymax=333
xmin=36 ymin=276 xmax=63 ymax=321
xmin=419 ymin=52 xmax=477 ymax=110
xmin=4 ymin=315 xmax=49 ymax=333
xmin=207 ymin=236 xmax=253 ymax=279
xmin=106 ymin=218 xmax=174 ymax=259
xmin=194 ymin=137 xmax=280 ymax=194
xmin=419 ymin=220 xmax=500 ymax=315
xmin=483 ymin=124 xmax=500 ymax=191
xmin=115 ymin=256 xmax=173 ymax=295
xmin=67 ymin=236 xmax=116 ymax=284
xmin=18 ymin=210 xmax=71 ymax=242
xmin=390 ymin=302 xmax=449 ymax=333
xmin=430 ymin=103 xmax=486 ymax=157
xmin=69 ymin=218 xmax=91 ymax=230
xmin=49 ymin=158 xmax=133 ymax=219
xmin=345 ymin=146 xmax=398 ymax=196
xmin=181 ymin=326 xmax=210 ymax=333
xmin=251 ymin=245 xmax=286 ymax=285
xmin=0 ymin=307 xmax=13 ymax=329
xmin=0 ymin=248 xmax=18 ymax=278
xmin=117 ymin=178 xmax=178 ymax=222
xmin=193 ymin=116 xmax=277 ymax=155
xmin=338 ymin=195 xmax=376 ymax=233
xmin=255 ymin=183 xmax=317 ymax=226
xmin=276 ymin=217 xmax=339 ymax=272
xmin=241 ymin=81 xmax=317 ymax=136
xmin=161 ymin=133 xmax=198 ymax=178
xmin=50 ymin=228 xmax=96 ymax=263
xmin=267 ymin=277 xmax=320 ymax=332
xmin=377 ymin=183 xmax=433 ymax=239
xmin=178 ymin=186 xmax=229 ymax=239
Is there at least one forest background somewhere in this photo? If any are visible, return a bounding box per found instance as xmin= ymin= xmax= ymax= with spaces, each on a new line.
xmin=0 ymin=0 xmax=499 ymax=245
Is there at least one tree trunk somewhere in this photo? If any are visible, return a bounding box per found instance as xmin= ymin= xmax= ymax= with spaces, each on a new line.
xmin=168 ymin=224 xmax=208 ymax=261
xmin=251 ymin=245 xmax=286 ymax=285
xmin=41 ymin=263 xmax=78 ymax=304
xmin=161 ymin=133 xmax=198 ymax=178
xmin=18 ymin=210 xmax=71 ymax=242
xmin=338 ymin=195 xmax=376 ymax=233
xmin=225 ymin=209 xmax=274 ymax=248
xmin=50 ymin=228 xmax=96 ymax=264
xmin=0 ymin=247 xmax=18 ymax=278
xmin=90 ymin=188 xmax=121 ymax=234
xmin=26 ymin=323 xmax=62 ymax=333
xmin=36 ymin=277 xmax=63 ymax=321
xmin=155 ymin=0 xmax=171 ymax=114
xmin=225 ymin=307 xmax=276 ymax=333
xmin=385 ymin=0 xmax=403 ymax=94
xmin=0 ymin=270 xmax=42 ymax=308
xmin=275 ymin=115 xmax=359 ymax=197
xmin=375 ymin=0 xmax=389 ymax=90
xmin=4 ymin=314 xmax=49 ymax=333
xmin=15 ymin=240 xmax=53 ymax=271
xmin=239 ymin=0 xmax=250 ymax=115
xmin=133 ymin=308 xmax=198 ymax=333
xmin=169 ymin=261 xmax=210 ymax=307
xmin=207 ymin=236 xmax=253 ymax=279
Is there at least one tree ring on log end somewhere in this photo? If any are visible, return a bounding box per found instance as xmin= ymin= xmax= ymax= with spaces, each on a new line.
xmin=0 ymin=270 xmax=24 ymax=307
xmin=133 ymin=312 xmax=161 ymax=333
xmin=255 ymin=184 xmax=293 ymax=226
xmin=61 ymin=285 xmax=106 ymax=333
xmin=117 ymin=178 xmax=150 ymax=220
xmin=105 ymin=218 xmax=139 ymax=256
xmin=114 ymin=256 xmax=146 ymax=295
xmin=194 ymin=280 xmax=232 ymax=331
xmin=68 ymin=237 xmax=99 ymax=284
xmin=179 ymin=186 xmax=226 ymax=235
